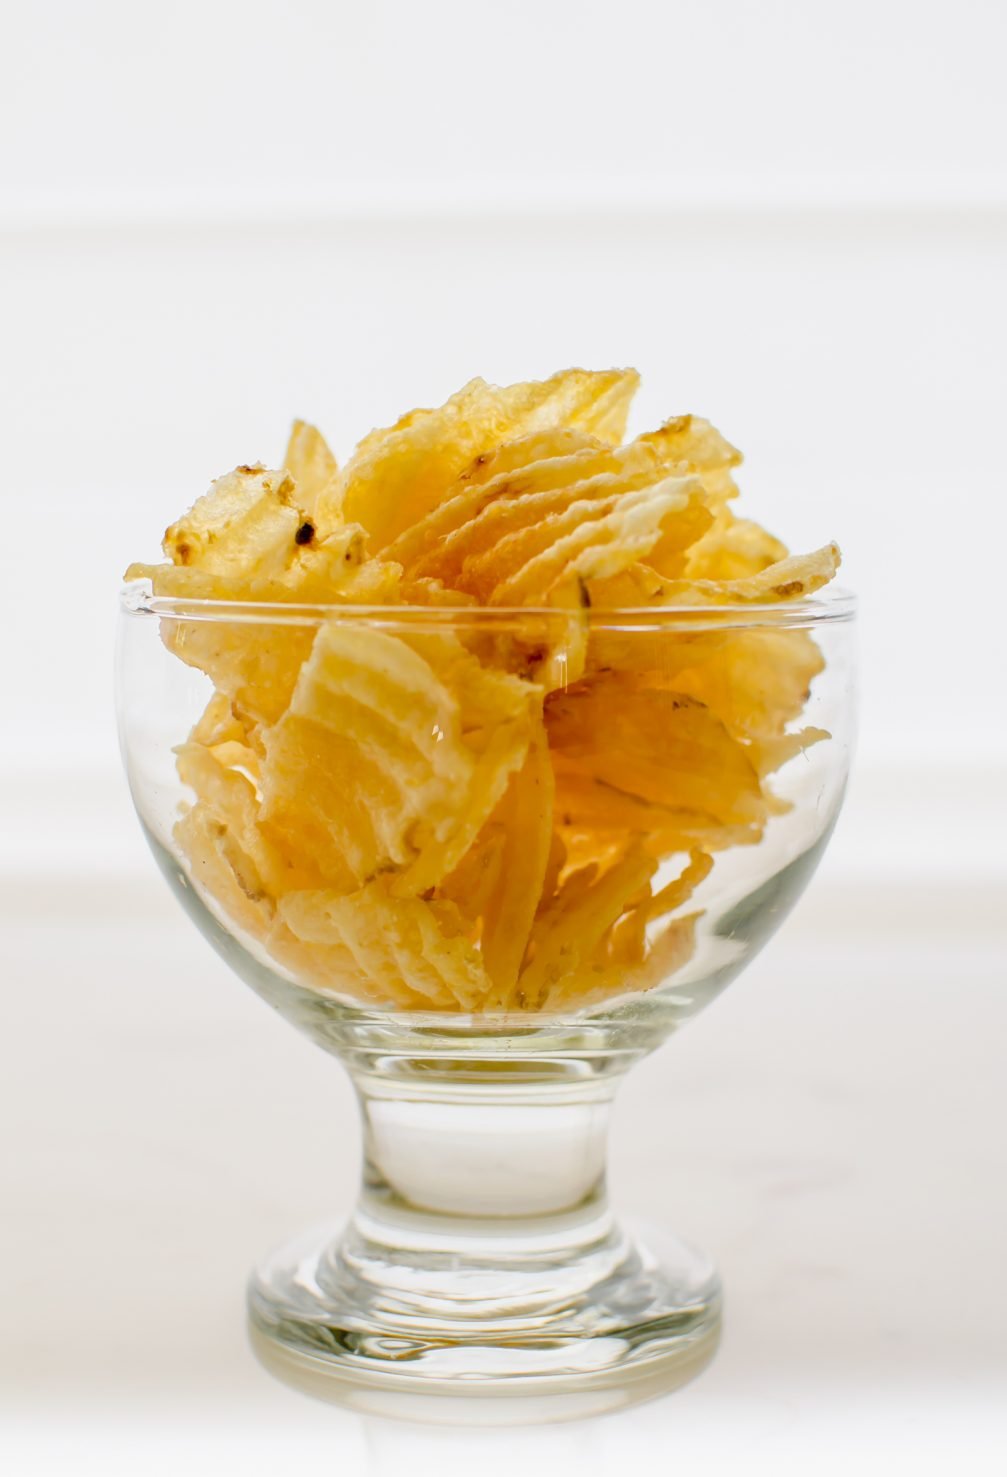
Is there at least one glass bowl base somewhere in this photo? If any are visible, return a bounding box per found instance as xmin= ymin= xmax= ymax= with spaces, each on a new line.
xmin=247 ymin=1217 xmax=721 ymax=1424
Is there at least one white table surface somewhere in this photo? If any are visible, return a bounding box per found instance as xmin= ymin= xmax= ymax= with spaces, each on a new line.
xmin=3 ymin=873 xmax=1005 ymax=1473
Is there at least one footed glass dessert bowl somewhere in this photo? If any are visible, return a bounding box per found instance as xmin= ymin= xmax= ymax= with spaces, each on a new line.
xmin=117 ymin=588 xmax=855 ymax=1417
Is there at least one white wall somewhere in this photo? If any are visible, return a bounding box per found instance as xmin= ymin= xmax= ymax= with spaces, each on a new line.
xmin=2 ymin=0 xmax=1005 ymax=885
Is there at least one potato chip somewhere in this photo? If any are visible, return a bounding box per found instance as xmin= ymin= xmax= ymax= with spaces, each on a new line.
xmin=260 ymin=623 xmax=536 ymax=893
xmin=420 ymin=467 xmax=707 ymax=601
xmin=264 ymin=918 xmax=391 ymax=1005
xmin=684 ymin=512 xmax=788 ymax=581
xmin=489 ymin=479 xmax=706 ymax=607
xmin=190 ymin=691 xmax=248 ymax=749
xmin=546 ymin=914 xmax=699 ymax=1010
xmin=551 ymin=760 xmax=762 ymax=859
xmin=280 ymin=880 xmax=489 ymax=1009
xmin=176 ymin=739 xmax=333 ymax=895
xmin=436 ymin=824 xmax=507 ymax=924
xmin=745 ymin=726 xmax=829 ymax=778
xmin=548 ymin=674 xmax=766 ymax=829
xmin=628 ymin=912 xmax=699 ymax=993
xmin=384 ymin=432 xmax=618 ymax=580
xmin=478 ymin=728 xmax=554 ymax=995
xmin=648 ymin=849 xmax=714 ymax=920
xmin=132 ymin=523 xmax=381 ymax=605
xmin=385 ymin=427 xmax=719 ymax=606
xmin=639 ymin=414 xmax=742 ymax=506
xmin=130 ymin=527 xmax=404 ymax=727
xmin=670 ymin=629 xmax=826 ymax=740
xmin=399 ymin=577 xmax=479 ymax=608
xmin=515 ymin=845 xmax=657 ymax=1009
xmin=457 ymin=427 xmax=603 ymax=487
xmin=654 ymin=544 xmax=841 ymax=606
xmin=579 ymin=370 xmax=642 ymax=444
xmin=162 ymin=465 xmax=300 ymax=576
xmin=283 ymin=420 xmax=338 ymax=516
xmin=175 ymin=805 xmax=273 ymax=943
xmin=328 ymin=369 xmax=640 ymax=549
xmin=582 ymin=562 xmax=674 ymax=609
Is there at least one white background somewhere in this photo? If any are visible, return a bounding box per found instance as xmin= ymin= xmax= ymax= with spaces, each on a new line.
xmin=1 ymin=1 xmax=1005 ymax=1471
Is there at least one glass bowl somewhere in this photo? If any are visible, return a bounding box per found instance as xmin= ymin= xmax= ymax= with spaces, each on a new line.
xmin=116 ymin=586 xmax=856 ymax=1417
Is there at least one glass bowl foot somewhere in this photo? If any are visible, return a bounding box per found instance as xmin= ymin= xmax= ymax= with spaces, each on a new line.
xmin=247 ymin=1217 xmax=721 ymax=1423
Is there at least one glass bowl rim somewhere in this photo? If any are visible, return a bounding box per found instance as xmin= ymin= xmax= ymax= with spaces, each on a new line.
xmin=119 ymin=580 xmax=856 ymax=631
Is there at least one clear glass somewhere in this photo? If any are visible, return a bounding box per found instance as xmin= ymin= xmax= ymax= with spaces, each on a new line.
xmin=116 ymin=587 xmax=856 ymax=1418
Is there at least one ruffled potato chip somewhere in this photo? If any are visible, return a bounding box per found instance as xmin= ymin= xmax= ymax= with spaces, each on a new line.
xmin=639 ymin=414 xmax=742 ymax=506
xmin=283 ymin=420 xmax=338 ymax=516
xmin=327 ymin=369 xmax=641 ymax=549
xmin=162 ymin=465 xmax=300 ymax=576
xmin=514 ymin=846 xmax=658 ymax=1009
xmin=260 ymin=624 xmax=537 ymax=893
xmin=547 ymin=674 xmax=767 ymax=830
xmin=264 ymin=919 xmax=390 ymax=1005
xmin=175 ymin=804 xmax=274 ymax=943
xmin=477 ymin=728 xmax=555 ymax=995
xmin=683 ymin=512 xmax=788 ymax=581
xmin=386 ymin=433 xmax=624 ymax=582
xmin=652 ymin=544 xmax=841 ymax=606
xmin=129 ymin=522 xmax=403 ymax=726
xmin=670 ymin=630 xmax=826 ymax=740
xmin=280 ymin=880 xmax=489 ymax=1010
xmin=176 ymin=740 xmax=335 ymax=894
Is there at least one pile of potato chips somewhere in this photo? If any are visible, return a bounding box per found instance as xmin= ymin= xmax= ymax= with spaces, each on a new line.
xmin=127 ymin=369 xmax=839 ymax=1013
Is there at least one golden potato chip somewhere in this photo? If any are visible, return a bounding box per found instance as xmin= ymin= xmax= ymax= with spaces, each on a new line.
xmin=529 ymin=570 xmax=592 ymax=692
xmin=283 ymin=420 xmax=338 ymax=516
xmin=176 ymin=803 xmax=274 ymax=943
xmin=489 ymin=479 xmax=706 ymax=607
xmin=457 ymin=427 xmax=603 ymax=487
xmin=515 ymin=845 xmax=658 ymax=1009
xmin=639 ymin=414 xmax=742 ymax=506
xmin=478 ymin=728 xmax=554 ymax=995
xmin=280 ymin=880 xmax=489 ymax=1009
xmin=627 ymin=912 xmax=699 ymax=993
xmin=655 ymin=544 xmax=841 ymax=606
xmin=548 ymin=674 xmax=766 ymax=829
xmin=260 ymin=624 xmax=536 ymax=893
xmin=591 ymin=850 xmax=709 ymax=975
xmin=176 ymin=740 xmax=332 ymax=896
xmin=436 ymin=825 xmax=508 ymax=924
xmin=132 ymin=524 xmax=381 ymax=605
xmin=582 ymin=562 xmax=673 ymax=609
xmin=648 ymin=849 xmax=714 ymax=920
xmin=670 ymin=629 xmax=826 ymax=740
xmin=384 ymin=432 xmax=618 ymax=581
xmin=745 ymin=726 xmax=829 ymax=778
xmin=683 ymin=512 xmax=788 ymax=581
xmin=550 ymin=761 xmax=762 ymax=860
xmin=546 ymin=914 xmax=699 ymax=1010
xmin=263 ymin=918 xmax=391 ymax=1005
xmin=130 ymin=530 xmax=405 ymax=728
xmin=399 ymin=577 xmax=480 ymax=608
xmin=162 ymin=465 xmax=300 ymax=576
xmin=588 ymin=525 xmax=822 ymax=606
xmin=418 ymin=463 xmax=707 ymax=600
xmin=328 ymin=369 xmax=640 ymax=549
xmin=349 ymin=404 xmax=435 ymax=465
xmin=191 ymin=691 xmax=248 ymax=749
